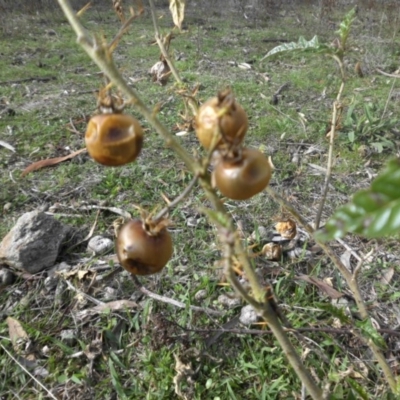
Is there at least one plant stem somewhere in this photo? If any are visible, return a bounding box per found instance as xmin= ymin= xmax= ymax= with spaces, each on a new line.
xmin=220 ymin=228 xmax=324 ymax=400
xmin=314 ymin=80 xmax=345 ymax=229
xmin=57 ymin=0 xmax=198 ymax=176
xmin=147 ymin=0 xmax=198 ymax=115
xmin=56 ymin=1 xmax=346 ymax=396
xmin=148 ymin=0 xmax=182 ymax=85
xmin=259 ymin=304 xmax=324 ymax=400
xmin=266 ymin=186 xmax=398 ymax=392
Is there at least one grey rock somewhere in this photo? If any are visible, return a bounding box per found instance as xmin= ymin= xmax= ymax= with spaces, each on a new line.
xmin=48 ymin=262 xmax=72 ymax=277
xmin=0 ymin=211 xmax=72 ymax=273
xmin=60 ymin=329 xmax=77 ymax=346
xmin=0 ymin=267 xmax=16 ymax=286
xmin=195 ymin=289 xmax=208 ymax=301
xmin=239 ymin=304 xmax=259 ymax=325
xmin=103 ymin=286 xmax=118 ymax=301
xmin=44 ymin=276 xmax=58 ymax=292
xmin=87 ymin=236 xmax=114 ymax=255
xmin=250 ymin=226 xmax=273 ymax=243
xmin=45 ymin=262 xmax=72 ymax=292
xmin=218 ymin=294 xmax=241 ymax=308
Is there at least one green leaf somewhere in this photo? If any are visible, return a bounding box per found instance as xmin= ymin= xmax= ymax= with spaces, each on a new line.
xmin=316 ymin=302 xmax=351 ymax=324
xmin=354 ymin=318 xmax=387 ymax=349
xmin=226 ymin=382 xmax=238 ymax=399
xmin=371 ymin=142 xmax=383 ymax=153
xmin=199 ymin=207 xmax=231 ymax=228
xmin=336 ymin=7 xmax=356 ymax=48
xmin=108 ymin=358 xmax=128 ymax=400
xmin=260 ymin=35 xmax=332 ymax=60
xmin=346 ymin=378 xmax=370 ymax=400
xmin=316 ymin=158 xmax=400 ymax=240
xmin=364 ymin=103 xmax=375 ymax=124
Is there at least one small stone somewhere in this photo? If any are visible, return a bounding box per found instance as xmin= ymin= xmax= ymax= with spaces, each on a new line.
xmin=60 ymin=329 xmax=77 ymax=346
xmin=218 ymin=294 xmax=241 ymax=308
xmin=3 ymin=203 xmax=12 ymax=213
xmin=87 ymin=236 xmax=114 ymax=255
xmin=34 ymin=366 xmax=49 ymax=378
xmin=0 ymin=210 xmax=72 ymax=273
xmin=45 ymin=262 xmax=71 ymax=291
xmin=48 ymin=262 xmax=72 ymax=277
xmin=103 ymin=287 xmax=118 ymax=301
xmin=44 ymin=276 xmax=58 ymax=292
xmin=42 ymin=345 xmax=50 ymax=356
xmin=195 ymin=289 xmax=207 ymax=301
xmin=239 ymin=304 xmax=259 ymax=325
xmin=250 ymin=226 xmax=273 ymax=243
xmin=187 ymin=217 xmax=202 ymax=227
xmin=54 ymin=279 xmax=68 ymax=307
xmin=0 ymin=267 xmax=16 ymax=286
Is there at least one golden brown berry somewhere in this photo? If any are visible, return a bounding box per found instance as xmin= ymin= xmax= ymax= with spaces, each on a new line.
xmin=116 ymin=219 xmax=173 ymax=275
xmin=85 ymin=113 xmax=143 ymax=166
xmin=213 ymin=148 xmax=272 ymax=200
xmin=195 ymin=90 xmax=248 ymax=150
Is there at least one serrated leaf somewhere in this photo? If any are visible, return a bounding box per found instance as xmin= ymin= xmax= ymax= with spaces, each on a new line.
xmin=316 ymin=302 xmax=351 ymax=324
xmin=336 ymin=7 xmax=356 ymax=48
xmin=346 ymin=379 xmax=369 ymax=400
xmin=354 ymin=318 xmax=386 ymax=349
xmin=169 ymin=0 xmax=185 ymax=31
xmin=109 ymin=358 xmax=128 ymax=400
xmin=199 ymin=207 xmax=231 ymax=229
xmin=316 ymin=158 xmax=400 ymax=240
xmin=260 ymin=35 xmax=332 ymax=61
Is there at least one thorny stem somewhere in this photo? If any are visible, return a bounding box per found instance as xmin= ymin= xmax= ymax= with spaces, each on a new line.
xmin=108 ymin=10 xmax=144 ymax=53
xmin=57 ymin=0 xmax=397 ymax=395
xmin=57 ymin=0 xmax=197 ymax=175
xmin=148 ymin=0 xmax=181 ymax=84
xmin=154 ymin=174 xmax=199 ymax=222
xmin=58 ymin=1 xmax=325 ymax=397
xmin=130 ymin=275 xmax=223 ymax=316
xmin=314 ymin=79 xmax=345 ymax=229
xmin=311 ymin=52 xmax=397 ymax=391
xmin=220 ymin=228 xmax=324 ymax=400
xmin=148 ymin=0 xmax=199 ymax=116
xmin=266 ymin=186 xmax=398 ymax=393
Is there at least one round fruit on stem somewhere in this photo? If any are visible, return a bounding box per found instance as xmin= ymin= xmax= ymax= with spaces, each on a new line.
xmin=85 ymin=113 xmax=143 ymax=166
xmin=116 ymin=219 xmax=173 ymax=275
xmin=213 ymin=148 xmax=272 ymax=200
xmin=195 ymin=90 xmax=248 ymax=150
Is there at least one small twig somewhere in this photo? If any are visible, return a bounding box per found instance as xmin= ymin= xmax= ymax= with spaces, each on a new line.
xmin=376 ymin=68 xmax=400 ymax=79
xmin=130 ymin=275 xmax=223 ymax=316
xmin=177 ymin=325 xmax=400 ymax=337
xmin=335 ymin=238 xmax=362 ymax=262
xmin=109 ymin=8 xmax=144 ymax=53
xmin=271 ymin=82 xmax=291 ymax=104
xmin=381 ymin=76 xmax=397 ymax=120
xmin=147 ymin=0 xmax=199 ymax=116
xmin=352 ymin=248 xmax=374 ymax=281
xmin=268 ymin=103 xmax=300 ymax=125
xmin=148 ymin=0 xmax=182 ymax=85
xmin=0 ymin=76 xmax=57 ymax=85
xmin=63 ymin=278 xmax=105 ymax=306
xmin=154 ymin=174 xmax=199 ymax=221
xmin=1 ymin=345 xmax=58 ymax=400
xmin=266 ymin=186 xmax=398 ymax=392
xmin=315 ymin=81 xmax=345 ymax=230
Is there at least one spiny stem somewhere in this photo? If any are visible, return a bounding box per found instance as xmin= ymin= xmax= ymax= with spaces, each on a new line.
xmin=314 ymin=79 xmax=345 ymax=229
xmin=266 ymin=185 xmax=398 ymax=392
